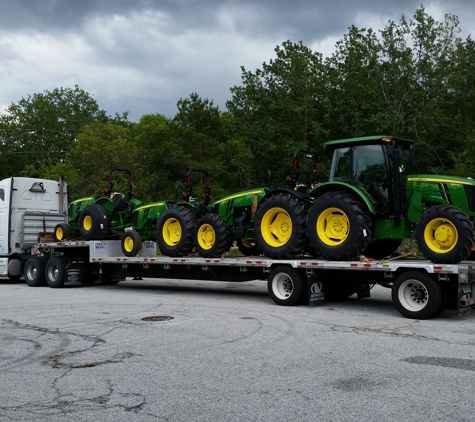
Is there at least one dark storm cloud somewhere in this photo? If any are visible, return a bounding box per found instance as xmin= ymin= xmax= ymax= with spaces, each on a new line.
xmin=0 ymin=0 xmax=474 ymax=121
xmin=3 ymin=0 xmax=471 ymax=39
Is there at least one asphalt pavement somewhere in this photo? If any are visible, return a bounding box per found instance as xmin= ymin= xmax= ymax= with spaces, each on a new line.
xmin=1 ymin=277 xmax=474 ymax=421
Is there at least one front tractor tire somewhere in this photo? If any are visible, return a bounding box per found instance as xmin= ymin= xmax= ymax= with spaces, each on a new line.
xmin=254 ymin=193 xmax=307 ymax=259
xmin=392 ymin=271 xmax=443 ymax=319
xmin=415 ymin=205 xmax=474 ymax=264
xmin=306 ymin=191 xmax=372 ymax=260
xmin=193 ymin=214 xmax=230 ymax=258
xmin=78 ymin=204 xmax=110 ymax=241
xmin=54 ymin=223 xmax=72 ymax=242
xmin=121 ymin=230 xmax=143 ymax=257
xmin=157 ymin=206 xmax=196 ymax=257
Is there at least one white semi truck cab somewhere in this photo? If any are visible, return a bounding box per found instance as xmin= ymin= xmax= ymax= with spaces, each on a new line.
xmin=0 ymin=177 xmax=68 ymax=280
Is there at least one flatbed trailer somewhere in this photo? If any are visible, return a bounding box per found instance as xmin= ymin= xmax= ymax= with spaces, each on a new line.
xmin=22 ymin=239 xmax=475 ymax=320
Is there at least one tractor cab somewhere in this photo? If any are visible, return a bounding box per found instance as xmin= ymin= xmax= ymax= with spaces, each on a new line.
xmin=325 ymin=136 xmax=416 ymax=215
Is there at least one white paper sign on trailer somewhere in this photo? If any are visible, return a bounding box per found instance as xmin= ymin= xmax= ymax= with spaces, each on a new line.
xmin=0 ymin=177 xmax=68 ymax=279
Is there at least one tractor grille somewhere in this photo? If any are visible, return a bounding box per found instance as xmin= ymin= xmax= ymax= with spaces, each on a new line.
xmin=464 ymin=185 xmax=475 ymax=212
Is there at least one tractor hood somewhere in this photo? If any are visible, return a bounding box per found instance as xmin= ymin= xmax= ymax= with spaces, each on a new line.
xmin=407 ymin=174 xmax=475 ymax=187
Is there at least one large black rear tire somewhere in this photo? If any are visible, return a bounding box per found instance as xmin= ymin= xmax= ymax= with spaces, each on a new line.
xmin=254 ymin=193 xmax=307 ymax=259
xmin=307 ymin=191 xmax=372 ymax=260
xmin=415 ymin=205 xmax=474 ymax=264
xmin=78 ymin=204 xmax=110 ymax=241
xmin=157 ymin=206 xmax=196 ymax=256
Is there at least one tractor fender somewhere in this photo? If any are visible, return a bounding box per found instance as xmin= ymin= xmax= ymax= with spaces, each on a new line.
xmin=310 ymin=182 xmax=376 ymax=215
xmin=260 ymin=188 xmax=308 ymax=204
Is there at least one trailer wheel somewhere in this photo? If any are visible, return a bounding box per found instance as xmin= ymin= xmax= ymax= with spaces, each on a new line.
xmin=45 ymin=256 xmax=69 ymax=288
xmin=254 ymin=193 xmax=307 ymax=259
xmin=157 ymin=206 xmax=196 ymax=257
xmin=24 ymin=256 xmax=47 ymax=287
xmin=415 ymin=205 xmax=474 ymax=264
xmin=268 ymin=266 xmax=306 ymax=306
xmin=193 ymin=214 xmax=230 ymax=258
xmin=121 ymin=230 xmax=142 ymax=257
xmin=78 ymin=204 xmax=110 ymax=241
xmin=54 ymin=223 xmax=72 ymax=242
xmin=307 ymin=191 xmax=372 ymax=260
xmin=236 ymin=239 xmax=260 ymax=256
xmin=392 ymin=271 xmax=443 ymax=319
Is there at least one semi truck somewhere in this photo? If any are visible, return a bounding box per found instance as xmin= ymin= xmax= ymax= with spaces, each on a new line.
xmin=0 ymin=177 xmax=68 ymax=280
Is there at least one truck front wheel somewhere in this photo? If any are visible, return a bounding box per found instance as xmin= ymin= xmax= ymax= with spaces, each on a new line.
xmin=268 ymin=266 xmax=306 ymax=306
xmin=392 ymin=271 xmax=443 ymax=319
xmin=415 ymin=205 xmax=474 ymax=264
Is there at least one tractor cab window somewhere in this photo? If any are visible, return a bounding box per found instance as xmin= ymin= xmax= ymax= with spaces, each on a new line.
xmin=330 ymin=147 xmax=351 ymax=182
xmin=386 ymin=143 xmax=416 ymax=174
xmin=353 ymin=145 xmax=388 ymax=208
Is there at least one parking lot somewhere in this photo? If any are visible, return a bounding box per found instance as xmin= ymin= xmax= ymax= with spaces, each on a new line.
xmin=1 ymin=277 xmax=475 ymax=421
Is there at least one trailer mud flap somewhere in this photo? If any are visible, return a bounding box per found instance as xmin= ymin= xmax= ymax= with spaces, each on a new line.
xmin=307 ymin=275 xmax=326 ymax=307
xmin=457 ymin=267 xmax=475 ymax=316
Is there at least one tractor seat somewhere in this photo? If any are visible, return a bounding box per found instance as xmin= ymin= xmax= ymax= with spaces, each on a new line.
xmin=112 ymin=193 xmax=128 ymax=211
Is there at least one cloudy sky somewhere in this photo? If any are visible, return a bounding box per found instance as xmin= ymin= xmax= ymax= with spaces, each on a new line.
xmin=1 ymin=0 xmax=474 ymax=122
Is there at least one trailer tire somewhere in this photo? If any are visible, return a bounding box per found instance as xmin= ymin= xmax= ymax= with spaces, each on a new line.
xmin=268 ymin=266 xmax=306 ymax=306
xmin=121 ymin=230 xmax=142 ymax=257
xmin=415 ymin=205 xmax=474 ymax=264
xmin=24 ymin=256 xmax=47 ymax=287
xmin=254 ymin=193 xmax=307 ymax=259
xmin=54 ymin=223 xmax=72 ymax=242
xmin=78 ymin=204 xmax=110 ymax=241
xmin=307 ymin=191 xmax=372 ymax=260
xmin=157 ymin=206 xmax=196 ymax=257
xmin=363 ymin=239 xmax=402 ymax=260
xmin=392 ymin=271 xmax=443 ymax=319
xmin=45 ymin=256 xmax=69 ymax=288
xmin=193 ymin=214 xmax=230 ymax=258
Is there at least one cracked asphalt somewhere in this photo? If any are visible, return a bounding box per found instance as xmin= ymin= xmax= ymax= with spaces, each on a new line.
xmin=1 ymin=277 xmax=475 ymax=421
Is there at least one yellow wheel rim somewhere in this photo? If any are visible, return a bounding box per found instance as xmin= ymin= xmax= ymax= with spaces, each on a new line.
xmin=197 ymin=223 xmax=215 ymax=250
xmin=56 ymin=227 xmax=63 ymax=240
xmin=162 ymin=218 xmax=181 ymax=246
xmin=316 ymin=207 xmax=349 ymax=246
xmin=124 ymin=236 xmax=134 ymax=253
xmin=423 ymin=218 xmax=458 ymax=253
xmin=83 ymin=215 xmax=92 ymax=231
xmin=260 ymin=207 xmax=292 ymax=247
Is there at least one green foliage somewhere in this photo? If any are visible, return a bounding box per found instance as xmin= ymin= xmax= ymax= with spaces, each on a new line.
xmin=3 ymin=6 xmax=475 ymax=203
xmin=46 ymin=122 xmax=140 ymax=200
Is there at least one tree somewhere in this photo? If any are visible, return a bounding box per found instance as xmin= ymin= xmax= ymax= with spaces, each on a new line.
xmin=227 ymin=41 xmax=326 ymax=185
xmin=46 ymin=122 xmax=139 ymax=200
xmin=0 ymin=85 xmax=126 ymax=179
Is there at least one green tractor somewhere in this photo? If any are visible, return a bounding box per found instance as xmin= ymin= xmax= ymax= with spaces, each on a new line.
xmin=54 ymin=169 xmax=142 ymax=242
xmin=154 ymin=169 xmax=214 ymax=257
xmin=161 ymin=150 xmax=318 ymax=259
xmin=305 ymin=135 xmax=475 ymax=264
